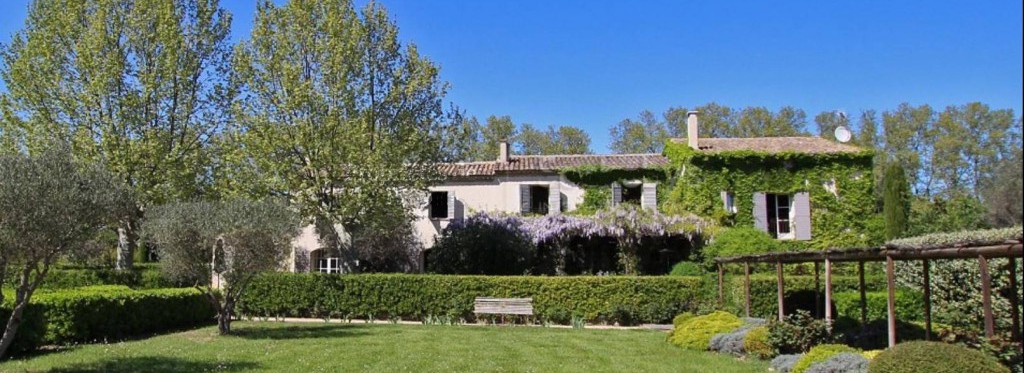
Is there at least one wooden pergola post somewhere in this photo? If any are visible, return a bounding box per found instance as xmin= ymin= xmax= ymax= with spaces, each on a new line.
xmin=717 ymin=263 xmax=725 ymax=307
xmin=858 ymin=261 xmax=867 ymax=328
xmin=923 ymin=259 xmax=932 ymax=340
xmin=886 ymin=255 xmax=897 ymax=348
xmin=824 ymin=258 xmax=833 ymax=324
xmin=814 ymin=261 xmax=821 ymax=318
xmin=744 ymin=262 xmax=752 ymax=318
xmin=979 ymin=255 xmax=994 ymax=338
xmin=777 ymin=261 xmax=785 ymax=322
xmin=1009 ymin=258 xmax=1021 ymax=344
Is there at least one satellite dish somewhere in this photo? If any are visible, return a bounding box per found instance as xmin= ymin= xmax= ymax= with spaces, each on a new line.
xmin=834 ymin=125 xmax=852 ymax=143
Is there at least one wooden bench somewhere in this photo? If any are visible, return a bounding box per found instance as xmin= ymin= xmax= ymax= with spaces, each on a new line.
xmin=473 ymin=297 xmax=533 ymax=323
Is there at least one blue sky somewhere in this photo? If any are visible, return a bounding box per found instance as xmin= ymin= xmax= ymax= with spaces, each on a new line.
xmin=2 ymin=1 xmax=1021 ymax=152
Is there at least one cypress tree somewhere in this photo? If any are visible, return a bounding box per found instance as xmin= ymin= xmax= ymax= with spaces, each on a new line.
xmin=883 ymin=163 xmax=911 ymax=239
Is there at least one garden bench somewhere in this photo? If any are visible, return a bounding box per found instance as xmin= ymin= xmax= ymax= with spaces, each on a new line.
xmin=473 ymin=297 xmax=533 ymax=323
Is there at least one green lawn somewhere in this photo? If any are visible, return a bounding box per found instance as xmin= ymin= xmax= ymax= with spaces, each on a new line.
xmin=0 ymin=322 xmax=768 ymax=372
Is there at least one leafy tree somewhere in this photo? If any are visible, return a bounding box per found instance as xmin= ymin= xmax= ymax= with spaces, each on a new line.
xmin=814 ymin=111 xmax=850 ymax=142
xmin=516 ymin=123 xmax=552 ymax=155
xmin=516 ymin=124 xmax=591 ymax=155
xmin=665 ymin=102 xmax=736 ymax=138
xmin=0 ymin=0 xmax=233 ymax=270
xmin=610 ymin=110 xmax=668 ymax=153
xmin=471 ymin=115 xmax=518 ymax=160
xmin=856 ymin=110 xmax=880 ymax=149
xmin=882 ymin=103 xmax=936 ymax=196
xmin=981 ymin=146 xmax=1023 ymax=227
xmin=906 ymin=194 xmax=989 ymax=237
xmin=0 ymin=149 xmax=131 ymax=358
xmin=229 ymin=0 xmax=449 ymax=270
xmin=882 ymin=163 xmax=910 ymax=239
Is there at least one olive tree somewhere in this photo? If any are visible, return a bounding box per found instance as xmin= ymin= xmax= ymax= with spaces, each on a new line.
xmin=0 ymin=150 xmax=131 ymax=358
xmin=144 ymin=199 xmax=299 ymax=334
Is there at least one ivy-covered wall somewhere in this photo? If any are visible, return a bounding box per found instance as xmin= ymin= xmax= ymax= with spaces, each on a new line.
xmin=663 ymin=141 xmax=882 ymax=249
xmin=559 ymin=165 xmax=672 ymax=214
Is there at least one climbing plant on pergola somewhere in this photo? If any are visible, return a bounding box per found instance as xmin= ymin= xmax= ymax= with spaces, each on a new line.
xmin=715 ymin=227 xmax=1023 ymax=348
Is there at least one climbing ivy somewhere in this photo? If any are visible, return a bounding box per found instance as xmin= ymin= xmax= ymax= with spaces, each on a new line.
xmin=559 ymin=165 xmax=673 ymax=215
xmin=663 ymin=142 xmax=882 ymax=249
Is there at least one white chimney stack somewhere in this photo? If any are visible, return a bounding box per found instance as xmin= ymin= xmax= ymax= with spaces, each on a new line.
xmin=686 ymin=111 xmax=699 ymax=150
xmin=498 ymin=140 xmax=510 ymax=162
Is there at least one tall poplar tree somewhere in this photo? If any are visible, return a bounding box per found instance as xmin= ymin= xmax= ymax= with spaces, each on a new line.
xmin=0 ymin=0 xmax=233 ymax=269
xmin=228 ymin=0 xmax=450 ymax=271
xmin=883 ymin=163 xmax=910 ymax=239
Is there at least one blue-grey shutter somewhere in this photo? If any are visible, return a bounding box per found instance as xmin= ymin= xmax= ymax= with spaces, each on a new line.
xmin=548 ymin=182 xmax=561 ymax=215
xmin=447 ymin=191 xmax=456 ymax=219
xmin=611 ymin=183 xmax=622 ymax=206
xmin=752 ymin=192 xmax=768 ymax=233
xmin=520 ymin=185 xmax=531 ymax=214
xmin=793 ymin=192 xmax=812 ymax=240
xmin=721 ymin=191 xmax=730 ymax=212
xmin=641 ymin=183 xmax=657 ymax=211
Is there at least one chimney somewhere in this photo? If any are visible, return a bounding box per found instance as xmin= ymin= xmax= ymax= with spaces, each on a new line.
xmin=686 ymin=111 xmax=699 ymax=150
xmin=498 ymin=140 xmax=510 ymax=163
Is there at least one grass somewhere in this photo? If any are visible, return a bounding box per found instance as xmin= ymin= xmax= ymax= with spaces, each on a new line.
xmin=0 ymin=322 xmax=768 ymax=373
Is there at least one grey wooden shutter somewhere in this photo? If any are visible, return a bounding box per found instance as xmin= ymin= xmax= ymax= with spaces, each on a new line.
xmin=793 ymin=192 xmax=812 ymax=240
xmin=611 ymin=182 xmax=622 ymax=206
xmin=752 ymin=192 xmax=768 ymax=233
xmin=548 ymin=182 xmax=561 ymax=215
xmin=447 ymin=191 xmax=456 ymax=219
xmin=641 ymin=183 xmax=657 ymax=211
xmin=520 ymin=184 xmax=531 ymax=214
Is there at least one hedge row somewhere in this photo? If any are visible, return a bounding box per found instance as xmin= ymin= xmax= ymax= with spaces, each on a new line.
xmin=724 ymin=274 xmax=888 ymax=318
xmin=3 ymin=264 xmax=179 ymax=290
xmin=238 ymin=273 xmax=705 ymax=325
xmin=834 ymin=290 xmax=924 ymax=323
xmin=2 ymin=286 xmax=214 ymax=354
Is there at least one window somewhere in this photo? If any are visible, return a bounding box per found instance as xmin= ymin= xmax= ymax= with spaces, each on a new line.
xmin=766 ymin=193 xmax=793 ymax=239
xmin=529 ymin=185 xmax=549 ymax=215
xmin=723 ymin=192 xmax=737 ymax=214
xmin=317 ymin=257 xmax=341 ymax=274
xmin=429 ymin=191 xmax=449 ymax=219
xmin=621 ymin=185 xmax=642 ymax=205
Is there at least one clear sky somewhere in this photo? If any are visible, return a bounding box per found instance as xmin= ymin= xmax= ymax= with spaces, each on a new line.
xmin=2 ymin=1 xmax=1021 ymax=153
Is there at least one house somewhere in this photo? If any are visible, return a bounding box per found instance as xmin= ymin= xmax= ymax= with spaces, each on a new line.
xmin=292 ymin=111 xmax=875 ymax=273
xmin=665 ymin=111 xmax=874 ymax=248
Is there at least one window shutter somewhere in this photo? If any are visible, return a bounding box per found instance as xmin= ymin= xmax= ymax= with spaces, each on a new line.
xmin=721 ymin=191 xmax=730 ymax=211
xmin=520 ymin=184 xmax=531 ymax=214
xmin=641 ymin=183 xmax=658 ymax=211
xmin=752 ymin=192 xmax=768 ymax=233
xmin=548 ymin=182 xmax=561 ymax=215
xmin=793 ymin=192 xmax=812 ymax=240
xmin=611 ymin=182 xmax=622 ymax=206
xmin=447 ymin=191 xmax=456 ymax=219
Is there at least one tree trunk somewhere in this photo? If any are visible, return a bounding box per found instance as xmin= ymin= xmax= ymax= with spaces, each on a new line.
xmin=217 ymin=300 xmax=234 ymax=335
xmin=116 ymin=220 xmax=138 ymax=270
xmin=0 ymin=298 xmax=29 ymax=359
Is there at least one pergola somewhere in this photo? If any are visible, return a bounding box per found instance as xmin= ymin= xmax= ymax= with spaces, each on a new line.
xmin=714 ymin=239 xmax=1023 ymax=348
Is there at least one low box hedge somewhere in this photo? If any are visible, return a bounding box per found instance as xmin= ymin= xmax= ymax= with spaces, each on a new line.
xmin=724 ymin=274 xmax=887 ymax=318
xmin=238 ymin=273 xmax=704 ymax=325
xmin=2 ymin=287 xmax=214 ymax=353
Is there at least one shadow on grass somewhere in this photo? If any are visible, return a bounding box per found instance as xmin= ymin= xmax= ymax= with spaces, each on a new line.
xmin=230 ymin=323 xmax=373 ymax=340
xmin=47 ymin=356 xmax=260 ymax=373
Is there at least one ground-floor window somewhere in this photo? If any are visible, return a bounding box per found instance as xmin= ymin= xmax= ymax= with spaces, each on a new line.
xmin=766 ymin=193 xmax=793 ymax=239
xmin=318 ymin=257 xmax=341 ymax=274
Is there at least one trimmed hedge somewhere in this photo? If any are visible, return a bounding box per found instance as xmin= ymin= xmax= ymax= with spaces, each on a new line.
xmin=868 ymin=341 xmax=1009 ymax=373
xmin=834 ymin=290 xmax=923 ymax=322
xmin=3 ymin=264 xmax=178 ymax=290
xmin=238 ymin=273 xmax=704 ymax=325
xmin=2 ymin=287 xmax=214 ymax=353
xmin=725 ymin=274 xmax=887 ymax=318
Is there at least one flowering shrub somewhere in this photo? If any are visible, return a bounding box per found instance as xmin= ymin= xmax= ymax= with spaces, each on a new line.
xmin=768 ymin=310 xmax=836 ymax=354
xmin=427 ymin=212 xmax=534 ymax=275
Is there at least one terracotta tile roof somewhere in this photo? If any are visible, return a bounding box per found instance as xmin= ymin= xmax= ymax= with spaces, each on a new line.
xmin=439 ymin=153 xmax=670 ymax=177
xmin=669 ymin=136 xmax=863 ymax=154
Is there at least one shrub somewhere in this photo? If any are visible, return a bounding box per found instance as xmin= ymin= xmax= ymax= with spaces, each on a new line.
xmin=428 ymin=213 xmax=536 ymax=275
xmin=938 ymin=327 xmax=1022 ymax=373
xmin=239 ymin=273 xmax=704 ymax=325
xmin=833 ymin=290 xmax=924 ymax=322
xmin=792 ymin=344 xmax=859 ymax=373
xmin=868 ymin=341 xmax=1009 ymax=373
xmin=806 ymin=352 xmax=869 ymax=373
xmin=700 ymin=227 xmax=778 ymax=268
xmin=724 ymin=274 xmax=887 ymax=318
xmin=771 ymin=354 xmax=803 ymax=373
xmin=838 ymin=319 xmax=927 ymax=350
xmin=709 ymin=320 xmax=763 ymax=356
xmin=670 ymin=261 xmax=704 ymax=276
xmin=768 ymin=310 xmax=836 ymax=354
xmin=668 ymin=311 xmax=743 ymax=350
xmin=3 ymin=265 xmax=179 ymax=290
xmin=2 ymin=287 xmax=214 ymax=353
xmin=744 ymin=326 xmax=774 ymax=359
xmin=861 ymin=350 xmax=882 ymax=360
xmin=673 ymin=312 xmax=695 ymax=328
